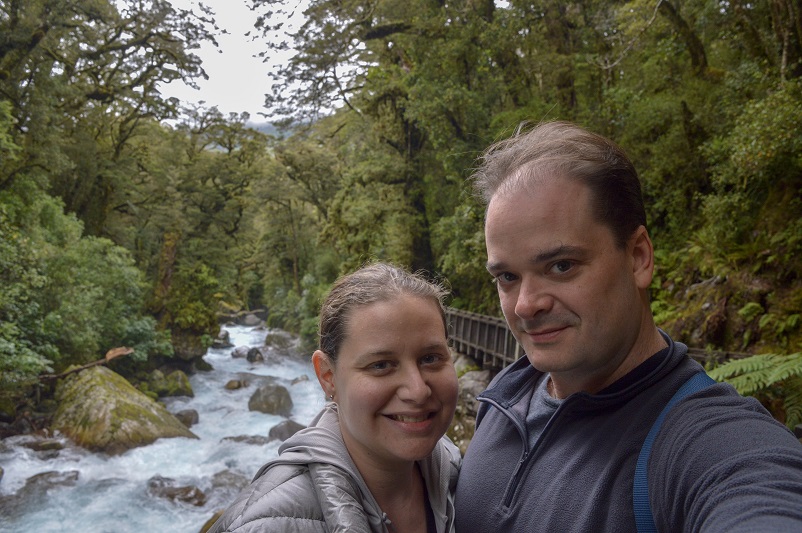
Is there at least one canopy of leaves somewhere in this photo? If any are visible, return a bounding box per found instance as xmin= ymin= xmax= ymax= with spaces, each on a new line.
xmin=1 ymin=0 xmax=801 ymax=424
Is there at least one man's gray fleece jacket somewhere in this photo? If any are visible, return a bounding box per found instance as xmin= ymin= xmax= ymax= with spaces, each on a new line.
xmin=209 ymin=404 xmax=461 ymax=533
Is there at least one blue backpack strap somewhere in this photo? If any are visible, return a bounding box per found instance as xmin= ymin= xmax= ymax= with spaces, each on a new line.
xmin=633 ymin=371 xmax=716 ymax=533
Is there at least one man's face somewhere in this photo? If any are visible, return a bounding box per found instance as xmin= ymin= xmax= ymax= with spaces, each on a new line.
xmin=484 ymin=175 xmax=654 ymax=396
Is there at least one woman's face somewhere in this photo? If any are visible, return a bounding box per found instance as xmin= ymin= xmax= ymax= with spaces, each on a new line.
xmin=314 ymin=294 xmax=458 ymax=472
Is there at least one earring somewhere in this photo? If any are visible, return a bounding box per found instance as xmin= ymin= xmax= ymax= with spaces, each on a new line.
xmin=328 ymin=393 xmax=334 ymax=400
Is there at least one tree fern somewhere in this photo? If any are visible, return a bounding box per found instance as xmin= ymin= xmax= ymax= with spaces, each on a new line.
xmin=709 ymin=352 xmax=802 ymax=428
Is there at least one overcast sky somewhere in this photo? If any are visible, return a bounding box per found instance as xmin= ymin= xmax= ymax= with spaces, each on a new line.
xmin=162 ymin=0 xmax=307 ymax=120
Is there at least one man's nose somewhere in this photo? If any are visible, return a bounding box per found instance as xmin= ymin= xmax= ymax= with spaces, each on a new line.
xmin=514 ymin=277 xmax=554 ymax=319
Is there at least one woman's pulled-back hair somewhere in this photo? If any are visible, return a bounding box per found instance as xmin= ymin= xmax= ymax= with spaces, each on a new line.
xmin=317 ymin=262 xmax=449 ymax=364
xmin=473 ymin=120 xmax=646 ymax=248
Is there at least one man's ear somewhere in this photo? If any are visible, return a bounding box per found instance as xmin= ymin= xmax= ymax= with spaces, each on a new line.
xmin=312 ymin=350 xmax=335 ymax=397
xmin=630 ymin=225 xmax=655 ymax=290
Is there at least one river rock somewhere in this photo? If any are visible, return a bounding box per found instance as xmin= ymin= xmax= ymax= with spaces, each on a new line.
xmin=246 ymin=347 xmax=265 ymax=363
xmin=264 ymin=330 xmax=294 ymax=351
xmin=20 ymin=438 xmax=65 ymax=452
xmin=146 ymin=369 xmax=194 ymax=398
xmin=211 ymin=329 xmax=233 ymax=349
xmin=448 ymin=369 xmax=493 ymax=455
xmin=194 ymin=358 xmax=213 ymax=372
xmin=458 ymin=369 xmax=492 ymax=416
xmin=236 ymin=373 xmax=276 ymax=388
xmin=268 ymin=419 xmax=305 ymax=442
xmin=1 ymin=470 xmax=80 ymax=516
xmin=291 ymin=374 xmax=309 ymax=385
xmin=248 ymin=382 xmax=293 ymax=416
xmin=174 ymin=409 xmax=199 ymax=428
xmin=239 ymin=313 xmax=263 ymax=327
xmin=224 ymin=379 xmax=248 ymax=390
xmin=171 ymin=328 xmax=209 ymax=361
xmin=147 ymin=475 xmax=206 ymax=506
xmin=52 ymin=366 xmax=198 ymax=455
xmin=211 ymin=470 xmax=249 ymax=491
xmin=221 ymin=435 xmax=271 ymax=445
xmin=231 ymin=346 xmax=250 ymax=359
xmin=453 ymin=353 xmax=480 ymax=376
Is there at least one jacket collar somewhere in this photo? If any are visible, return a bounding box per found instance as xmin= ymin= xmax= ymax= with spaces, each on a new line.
xmin=478 ymin=330 xmax=689 ymax=412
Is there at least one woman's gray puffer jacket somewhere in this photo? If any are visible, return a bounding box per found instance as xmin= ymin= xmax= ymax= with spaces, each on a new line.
xmin=209 ymin=404 xmax=461 ymax=533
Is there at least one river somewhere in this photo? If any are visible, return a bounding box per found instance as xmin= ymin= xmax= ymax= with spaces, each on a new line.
xmin=0 ymin=325 xmax=326 ymax=532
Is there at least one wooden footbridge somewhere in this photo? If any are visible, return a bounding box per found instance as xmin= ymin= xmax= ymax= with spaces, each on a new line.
xmin=445 ymin=307 xmax=744 ymax=371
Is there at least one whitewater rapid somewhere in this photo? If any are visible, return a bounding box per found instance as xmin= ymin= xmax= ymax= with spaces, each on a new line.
xmin=0 ymin=325 xmax=326 ymax=532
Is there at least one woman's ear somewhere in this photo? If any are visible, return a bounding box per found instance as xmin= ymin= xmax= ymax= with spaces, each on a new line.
xmin=312 ymin=350 xmax=335 ymax=397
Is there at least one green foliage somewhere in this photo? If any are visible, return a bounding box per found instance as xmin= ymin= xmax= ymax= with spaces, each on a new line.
xmin=0 ymin=101 xmax=19 ymax=164
xmin=162 ymin=262 xmax=220 ymax=333
xmin=1 ymin=0 xmax=801 ymax=426
xmin=709 ymin=352 xmax=802 ymax=428
xmin=698 ymin=81 xmax=802 ymax=250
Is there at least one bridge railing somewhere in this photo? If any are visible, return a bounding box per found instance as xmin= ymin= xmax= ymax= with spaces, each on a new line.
xmin=446 ymin=307 xmax=747 ymax=371
xmin=446 ymin=307 xmax=523 ymax=370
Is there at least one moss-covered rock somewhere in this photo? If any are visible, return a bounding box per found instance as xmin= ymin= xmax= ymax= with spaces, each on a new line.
xmin=171 ymin=328 xmax=208 ymax=361
xmin=52 ymin=366 xmax=197 ymax=455
xmin=147 ymin=369 xmax=194 ymax=398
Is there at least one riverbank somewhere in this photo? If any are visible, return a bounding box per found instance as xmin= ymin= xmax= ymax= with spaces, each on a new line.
xmin=0 ymin=325 xmax=325 ymax=532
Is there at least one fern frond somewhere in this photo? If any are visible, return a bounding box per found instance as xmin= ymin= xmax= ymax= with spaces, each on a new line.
xmin=726 ymin=370 xmax=777 ymax=396
xmin=709 ymin=352 xmax=802 ymax=425
xmin=708 ymin=354 xmax=780 ymax=381
xmin=781 ymin=376 xmax=802 ymax=430
xmin=768 ymin=352 xmax=802 ymax=384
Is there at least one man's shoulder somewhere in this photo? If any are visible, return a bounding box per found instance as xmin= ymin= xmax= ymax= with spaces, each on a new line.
xmin=649 ymin=382 xmax=802 ymax=531
xmin=658 ymin=381 xmax=797 ymax=450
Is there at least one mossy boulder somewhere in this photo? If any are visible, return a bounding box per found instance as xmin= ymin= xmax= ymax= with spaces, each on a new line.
xmin=146 ymin=369 xmax=194 ymax=398
xmin=52 ymin=366 xmax=197 ymax=455
xmin=171 ymin=328 xmax=208 ymax=361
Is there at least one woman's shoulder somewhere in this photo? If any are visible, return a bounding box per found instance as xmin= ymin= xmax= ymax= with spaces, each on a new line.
xmin=209 ymin=463 xmax=324 ymax=532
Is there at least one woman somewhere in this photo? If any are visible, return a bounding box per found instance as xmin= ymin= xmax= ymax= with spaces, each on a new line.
xmin=210 ymin=262 xmax=461 ymax=532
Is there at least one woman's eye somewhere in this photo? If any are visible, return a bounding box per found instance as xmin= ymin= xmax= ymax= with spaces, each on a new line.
xmin=421 ymin=354 xmax=442 ymax=365
xmin=368 ymin=361 xmax=391 ymax=371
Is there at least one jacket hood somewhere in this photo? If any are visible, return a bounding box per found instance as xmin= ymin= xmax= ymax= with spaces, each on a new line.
xmin=256 ymin=404 xmax=381 ymax=532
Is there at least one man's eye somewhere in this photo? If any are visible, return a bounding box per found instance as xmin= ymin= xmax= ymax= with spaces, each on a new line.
xmin=551 ymin=260 xmax=573 ymax=274
xmin=496 ymin=272 xmax=517 ymax=283
xmin=368 ymin=361 xmax=390 ymax=371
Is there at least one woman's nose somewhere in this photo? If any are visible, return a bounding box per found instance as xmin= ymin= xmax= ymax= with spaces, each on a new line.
xmin=398 ymin=367 xmax=431 ymax=403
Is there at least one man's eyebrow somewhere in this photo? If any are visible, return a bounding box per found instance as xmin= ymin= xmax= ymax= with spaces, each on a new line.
xmin=534 ymin=244 xmax=586 ymax=263
xmin=486 ymin=245 xmax=587 ymax=272
xmin=486 ymin=260 xmax=506 ymax=273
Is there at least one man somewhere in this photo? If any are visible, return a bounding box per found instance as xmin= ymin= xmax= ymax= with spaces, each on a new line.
xmin=454 ymin=121 xmax=802 ymax=532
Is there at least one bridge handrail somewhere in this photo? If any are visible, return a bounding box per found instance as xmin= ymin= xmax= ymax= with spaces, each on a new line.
xmin=445 ymin=307 xmax=523 ymax=369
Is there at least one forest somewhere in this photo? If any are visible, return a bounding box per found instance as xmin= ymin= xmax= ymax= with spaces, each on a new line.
xmin=1 ymin=0 xmax=801 ymax=429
